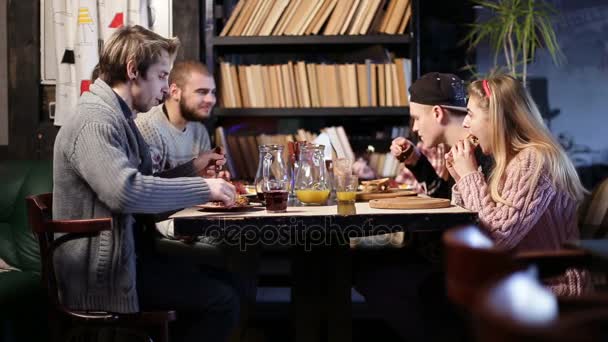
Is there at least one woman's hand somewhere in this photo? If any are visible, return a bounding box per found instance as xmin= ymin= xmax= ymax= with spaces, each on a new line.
xmin=449 ymin=139 xmax=478 ymax=179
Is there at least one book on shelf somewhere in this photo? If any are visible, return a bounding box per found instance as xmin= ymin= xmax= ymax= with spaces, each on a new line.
xmin=367 ymin=152 xmax=402 ymax=178
xmin=214 ymin=126 xmax=237 ymax=178
xmin=214 ymin=125 xmax=367 ymax=180
xmin=213 ymin=124 xmax=411 ymax=180
xmin=307 ymin=0 xmax=338 ymax=35
xmin=218 ymin=58 xmax=411 ymax=109
xmin=219 ymin=0 xmax=412 ymax=37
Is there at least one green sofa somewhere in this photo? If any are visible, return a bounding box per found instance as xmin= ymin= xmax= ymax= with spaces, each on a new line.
xmin=0 ymin=160 xmax=52 ymax=341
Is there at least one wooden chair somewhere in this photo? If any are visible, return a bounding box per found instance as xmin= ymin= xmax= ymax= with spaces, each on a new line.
xmin=443 ymin=225 xmax=520 ymax=309
xmin=443 ymin=225 xmax=591 ymax=310
xmin=26 ymin=193 xmax=176 ymax=342
xmin=473 ymin=269 xmax=608 ymax=342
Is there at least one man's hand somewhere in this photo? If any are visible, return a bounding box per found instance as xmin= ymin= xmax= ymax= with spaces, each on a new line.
xmin=193 ymin=148 xmax=226 ymax=178
xmin=202 ymin=165 xmax=231 ymax=180
xmin=390 ymin=137 xmax=419 ymax=166
xmin=435 ymin=143 xmax=450 ymax=181
xmin=205 ymin=178 xmax=237 ymax=207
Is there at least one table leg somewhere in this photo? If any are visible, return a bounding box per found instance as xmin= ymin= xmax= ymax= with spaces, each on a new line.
xmin=291 ymin=244 xmax=353 ymax=342
xmin=292 ymin=246 xmax=323 ymax=342
xmin=325 ymin=245 xmax=353 ymax=342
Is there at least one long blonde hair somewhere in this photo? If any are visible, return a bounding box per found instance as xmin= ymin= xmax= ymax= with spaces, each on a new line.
xmin=468 ymin=74 xmax=586 ymax=205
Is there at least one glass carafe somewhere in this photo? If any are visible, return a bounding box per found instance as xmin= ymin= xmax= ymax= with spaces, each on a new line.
xmin=254 ymin=145 xmax=288 ymax=203
xmin=288 ymin=141 xmax=308 ymax=200
xmin=294 ymin=144 xmax=330 ymax=205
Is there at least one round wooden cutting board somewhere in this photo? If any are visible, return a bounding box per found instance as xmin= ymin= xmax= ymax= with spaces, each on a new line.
xmin=356 ymin=189 xmax=417 ymax=201
xmin=369 ymin=197 xmax=452 ymax=209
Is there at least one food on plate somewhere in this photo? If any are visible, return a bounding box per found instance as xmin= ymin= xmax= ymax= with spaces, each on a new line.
xmin=208 ymin=194 xmax=250 ymax=208
xmin=360 ymin=178 xmax=390 ymax=193
xmin=229 ymin=180 xmax=248 ymax=195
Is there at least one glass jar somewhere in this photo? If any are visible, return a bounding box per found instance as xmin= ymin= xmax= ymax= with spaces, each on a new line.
xmin=294 ymin=144 xmax=330 ymax=205
xmin=254 ymin=145 xmax=289 ymax=209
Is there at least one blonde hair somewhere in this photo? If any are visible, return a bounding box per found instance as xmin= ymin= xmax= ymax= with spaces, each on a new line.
xmin=169 ymin=60 xmax=212 ymax=89
xmin=99 ymin=25 xmax=180 ymax=86
xmin=468 ymin=74 xmax=586 ymax=204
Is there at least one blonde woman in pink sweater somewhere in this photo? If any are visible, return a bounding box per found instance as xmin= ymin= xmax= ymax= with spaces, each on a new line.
xmin=446 ymin=74 xmax=588 ymax=296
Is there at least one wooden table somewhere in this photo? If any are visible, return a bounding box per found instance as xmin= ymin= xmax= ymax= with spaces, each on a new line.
xmin=171 ymin=203 xmax=477 ymax=342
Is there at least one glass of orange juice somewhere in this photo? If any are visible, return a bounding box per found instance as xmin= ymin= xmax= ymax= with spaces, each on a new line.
xmin=335 ymin=174 xmax=358 ymax=204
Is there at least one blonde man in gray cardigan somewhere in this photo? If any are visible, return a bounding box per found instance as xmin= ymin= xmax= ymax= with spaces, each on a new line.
xmin=53 ymin=26 xmax=239 ymax=342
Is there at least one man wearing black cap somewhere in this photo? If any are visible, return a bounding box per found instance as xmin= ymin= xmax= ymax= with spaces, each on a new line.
xmin=353 ymin=73 xmax=477 ymax=342
xmin=390 ymin=72 xmax=470 ymax=198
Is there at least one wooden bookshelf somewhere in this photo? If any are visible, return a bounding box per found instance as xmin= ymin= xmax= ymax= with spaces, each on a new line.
xmin=211 ymin=34 xmax=412 ymax=47
xmin=203 ymin=0 xmax=421 ymax=170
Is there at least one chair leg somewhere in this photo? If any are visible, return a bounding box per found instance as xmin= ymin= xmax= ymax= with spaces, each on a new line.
xmin=158 ymin=322 xmax=170 ymax=342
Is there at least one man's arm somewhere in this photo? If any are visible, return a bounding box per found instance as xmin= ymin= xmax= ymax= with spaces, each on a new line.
xmin=408 ymin=154 xmax=453 ymax=199
xmin=155 ymin=160 xmax=198 ymax=178
xmin=70 ymin=121 xmax=210 ymax=213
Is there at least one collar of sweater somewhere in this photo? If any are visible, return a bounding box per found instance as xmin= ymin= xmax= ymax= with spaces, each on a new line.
xmin=88 ymin=79 xmax=124 ymax=117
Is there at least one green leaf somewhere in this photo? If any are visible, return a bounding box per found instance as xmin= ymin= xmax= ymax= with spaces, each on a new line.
xmin=463 ymin=0 xmax=563 ymax=79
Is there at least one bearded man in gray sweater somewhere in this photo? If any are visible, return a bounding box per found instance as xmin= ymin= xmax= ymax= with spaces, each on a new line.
xmin=53 ymin=25 xmax=239 ymax=342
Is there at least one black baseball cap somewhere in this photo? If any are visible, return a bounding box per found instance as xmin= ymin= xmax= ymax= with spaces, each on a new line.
xmin=409 ymin=72 xmax=467 ymax=112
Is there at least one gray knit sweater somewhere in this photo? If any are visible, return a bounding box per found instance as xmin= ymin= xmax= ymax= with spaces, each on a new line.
xmin=53 ymin=79 xmax=210 ymax=313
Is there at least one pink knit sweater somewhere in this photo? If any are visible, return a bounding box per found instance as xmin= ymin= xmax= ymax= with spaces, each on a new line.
xmin=453 ymin=148 xmax=587 ymax=296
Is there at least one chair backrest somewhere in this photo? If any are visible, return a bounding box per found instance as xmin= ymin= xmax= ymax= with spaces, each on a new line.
xmin=473 ymin=269 xmax=608 ymax=342
xmin=26 ymin=193 xmax=112 ymax=315
xmin=579 ymin=177 xmax=608 ymax=239
xmin=443 ymin=225 xmax=519 ymax=309
xmin=27 ymin=193 xmax=176 ymax=342
xmin=26 ymin=193 xmax=57 ymax=306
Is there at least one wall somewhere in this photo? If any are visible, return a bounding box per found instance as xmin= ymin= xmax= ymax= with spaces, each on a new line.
xmin=0 ymin=0 xmax=7 ymax=146
xmin=0 ymin=0 xmax=200 ymax=160
xmin=476 ymin=0 xmax=608 ymax=169
xmin=0 ymin=1 xmax=42 ymax=160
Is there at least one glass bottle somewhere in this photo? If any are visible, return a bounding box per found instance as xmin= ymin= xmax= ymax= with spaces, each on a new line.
xmin=294 ymin=144 xmax=330 ymax=205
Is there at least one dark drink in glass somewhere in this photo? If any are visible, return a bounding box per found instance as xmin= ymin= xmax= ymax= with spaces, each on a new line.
xmin=257 ymin=192 xmax=266 ymax=202
xmin=264 ymin=190 xmax=288 ymax=213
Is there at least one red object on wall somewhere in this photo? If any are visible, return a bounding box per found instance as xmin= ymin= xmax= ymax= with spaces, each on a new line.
xmin=109 ymin=13 xmax=124 ymax=28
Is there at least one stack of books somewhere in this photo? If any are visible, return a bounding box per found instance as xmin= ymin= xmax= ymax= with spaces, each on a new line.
xmin=220 ymin=0 xmax=413 ymax=36
xmin=219 ymin=59 xmax=411 ymax=108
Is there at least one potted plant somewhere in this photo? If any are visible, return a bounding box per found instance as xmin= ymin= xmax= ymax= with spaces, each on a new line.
xmin=462 ymin=0 xmax=563 ymax=85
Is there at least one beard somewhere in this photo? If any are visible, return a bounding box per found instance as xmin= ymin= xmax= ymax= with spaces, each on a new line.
xmin=179 ymin=100 xmax=209 ymax=122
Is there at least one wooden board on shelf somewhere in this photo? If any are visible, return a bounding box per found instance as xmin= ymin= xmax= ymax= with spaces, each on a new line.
xmin=212 ymin=106 xmax=410 ymax=117
xmin=369 ymin=197 xmax=452 ymax=209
